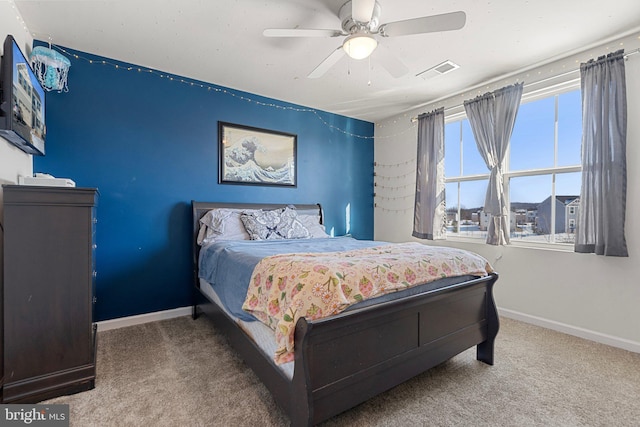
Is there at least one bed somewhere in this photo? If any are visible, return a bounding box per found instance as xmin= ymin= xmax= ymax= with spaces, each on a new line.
xmin=191 ymin=201 xmax=499 ymax=426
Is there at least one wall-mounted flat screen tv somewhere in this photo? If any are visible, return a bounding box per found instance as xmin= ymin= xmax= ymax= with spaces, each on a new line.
xmin=0 ymin=35 xmax=46 ymax=155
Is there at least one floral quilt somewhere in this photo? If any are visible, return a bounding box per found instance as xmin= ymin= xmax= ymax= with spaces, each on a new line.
xmin=241 ymin=242 xmax=494 ymax=364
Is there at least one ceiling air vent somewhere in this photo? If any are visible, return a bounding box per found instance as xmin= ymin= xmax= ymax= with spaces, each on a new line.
xmin=416 ymin=60 xmax=460 ymax=80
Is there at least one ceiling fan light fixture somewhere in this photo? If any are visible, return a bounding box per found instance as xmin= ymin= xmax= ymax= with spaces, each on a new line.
xmin=342 ymin=34 xmax=377 ymax=60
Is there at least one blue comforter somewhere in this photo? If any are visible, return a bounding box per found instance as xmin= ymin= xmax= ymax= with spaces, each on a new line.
xmin=198 ymin=237 xmax=386 ymax=321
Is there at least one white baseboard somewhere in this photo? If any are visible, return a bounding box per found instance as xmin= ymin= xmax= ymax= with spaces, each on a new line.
xmin=498 ymin=307 xmax=640 ymax=354
xmin=97 ymin=306 xmax=192 ymax=332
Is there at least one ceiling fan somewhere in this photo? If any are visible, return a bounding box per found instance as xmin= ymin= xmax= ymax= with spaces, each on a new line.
xmin=263 ymin=0 xmax=466 ymax=79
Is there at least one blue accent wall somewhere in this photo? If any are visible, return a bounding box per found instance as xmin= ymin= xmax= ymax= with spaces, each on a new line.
xmin=34 ymin=45 xmax=374 ymax=321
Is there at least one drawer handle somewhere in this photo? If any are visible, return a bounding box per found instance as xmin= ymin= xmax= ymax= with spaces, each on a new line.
xmin=92 ymin=271 xmax=97 ymax=278
xmin=92 ymin=244 xmax=97 ymax=249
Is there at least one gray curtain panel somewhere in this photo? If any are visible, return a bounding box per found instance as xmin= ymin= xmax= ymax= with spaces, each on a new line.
xmin=412 ymin=107 xmax=446 ymax=240
xmin=575 ymin=50 xmax=628 ymax=257
xmin=464 ymin=83 xmax=524 ymax=245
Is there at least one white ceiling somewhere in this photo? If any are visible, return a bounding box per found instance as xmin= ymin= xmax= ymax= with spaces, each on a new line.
xmin=13 ymin=0 xmax=640 ymax=122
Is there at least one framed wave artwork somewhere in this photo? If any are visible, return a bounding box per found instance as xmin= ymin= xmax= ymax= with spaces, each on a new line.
xmin=218 ymin=122 xmax=297 ymax=187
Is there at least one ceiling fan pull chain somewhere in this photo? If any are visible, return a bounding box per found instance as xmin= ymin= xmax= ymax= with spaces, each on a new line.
xmin=368 ymin=56 xmax=372 ymax=86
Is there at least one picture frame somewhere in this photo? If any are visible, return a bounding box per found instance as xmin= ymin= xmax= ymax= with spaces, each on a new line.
xmin=218 ymin=121 xmax=297 ymax=187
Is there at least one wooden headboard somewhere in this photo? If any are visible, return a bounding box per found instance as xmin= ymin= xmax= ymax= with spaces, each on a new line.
xmin=191 ymin=201 xmax=324 ymax=287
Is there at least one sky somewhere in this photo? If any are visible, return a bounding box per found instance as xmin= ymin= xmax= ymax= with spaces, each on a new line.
xmin=445 ymin=89 xmax=582 ymax=210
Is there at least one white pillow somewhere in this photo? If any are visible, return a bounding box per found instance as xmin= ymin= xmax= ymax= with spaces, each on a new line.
xmin=298 ymin=213 xmax=330 ymax=238
xmin=197 ymin=208 xmax=254 ymax=245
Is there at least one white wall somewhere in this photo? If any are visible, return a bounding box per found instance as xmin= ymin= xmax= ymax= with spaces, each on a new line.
xmin=375 ymin=31 xmax=640 ymax=352
xmin=1 ymin=2 xmax=33 ymax=189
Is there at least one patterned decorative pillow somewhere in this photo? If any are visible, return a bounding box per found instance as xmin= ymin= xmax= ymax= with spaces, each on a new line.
xmin=240 ymin=207 xmax=310 ymax=240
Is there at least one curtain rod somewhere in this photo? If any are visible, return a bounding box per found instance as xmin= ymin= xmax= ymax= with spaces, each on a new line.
xmin=410 ymin=48 xmax=640 ymax=123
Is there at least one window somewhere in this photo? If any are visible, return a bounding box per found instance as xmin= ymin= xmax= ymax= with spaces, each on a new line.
xmin=445 ymin=88 xmax=582 ymax=245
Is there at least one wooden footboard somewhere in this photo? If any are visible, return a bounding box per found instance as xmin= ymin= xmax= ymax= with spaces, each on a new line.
xmin=289 ymin=273 xmax=499 ymax=426
xmin=194 ymin=272 xmax=498 ymax=426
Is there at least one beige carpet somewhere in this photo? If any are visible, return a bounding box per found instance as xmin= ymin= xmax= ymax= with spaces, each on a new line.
xmin=44 ymin=315 xmax=640 ymax=426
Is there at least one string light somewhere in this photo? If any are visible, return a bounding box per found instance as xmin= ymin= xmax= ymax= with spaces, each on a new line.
xmin=375 ymin=193 xmax=414 ymax=201
xmin=7 ymin=0 xmax=31 ymax=37
xmin=374 ymin=204 xmax=413 ymax=213
xmin=373 ymin=160 xmax=416 ymax=204
xmin=374 ymin=182 xmax=414 ymax=190
xmin=51 ymin=44 xmax=414 ymax=141
xmin=374 ymin=170 xmax=416 ymax=180
xmin=374 ymin=159 xmax=416 ymax=168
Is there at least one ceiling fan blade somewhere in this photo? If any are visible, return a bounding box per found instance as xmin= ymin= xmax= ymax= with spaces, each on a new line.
xmin=352 ymin=0 xmax=376 ymax=23
xmin=308 ymin=46 xmax=346 ymax=79
xmin=263 ymin=28 xmax=343 ymax=38
xmin=380 ymin=11 xmax=466 ymax=37
xmin=374 ymin=44 xmax=409 ymax=78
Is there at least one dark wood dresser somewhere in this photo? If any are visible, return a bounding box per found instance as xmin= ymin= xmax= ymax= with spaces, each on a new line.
xmin=1 ymin=185 xmax=98 ymax=403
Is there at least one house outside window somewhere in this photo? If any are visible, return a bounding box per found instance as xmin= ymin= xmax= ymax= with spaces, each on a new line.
xmin=445 ymin=87 xmax=582 ymax=246
xmin=536 ymin=195 xmax=579 ymax=242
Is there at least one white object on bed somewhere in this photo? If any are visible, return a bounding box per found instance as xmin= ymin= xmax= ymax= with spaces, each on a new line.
xmin=197 ymin=208 xmax=255 ymax=245
xmin=298 ymin=213 xmax=330 ymax=238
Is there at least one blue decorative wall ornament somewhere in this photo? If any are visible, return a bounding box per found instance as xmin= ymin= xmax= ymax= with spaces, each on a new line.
xmin=30 ymin=46 xmax=71 ymax=93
